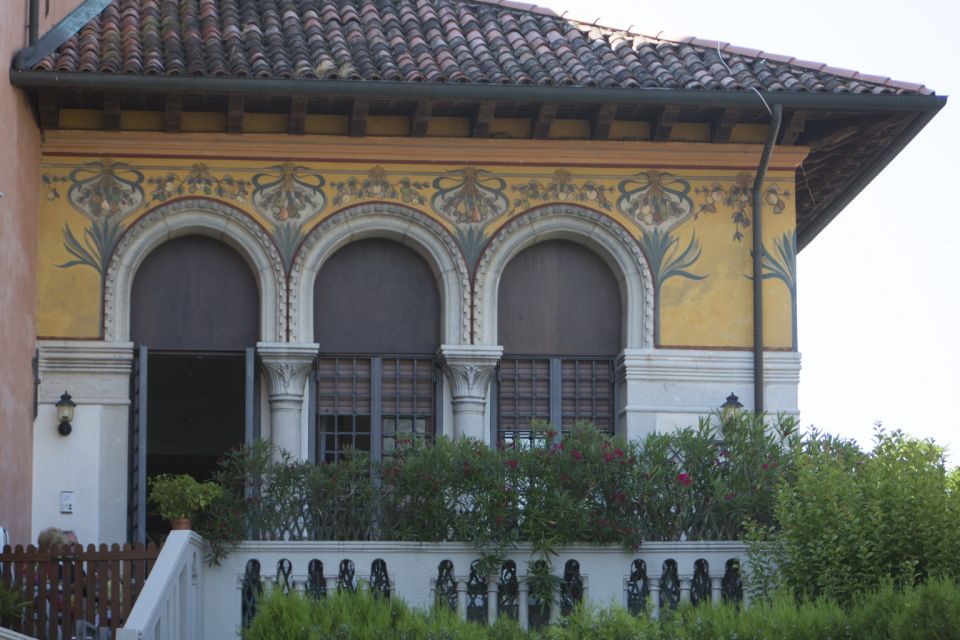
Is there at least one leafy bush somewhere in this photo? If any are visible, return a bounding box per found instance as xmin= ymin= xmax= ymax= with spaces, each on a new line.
xmin=243 ymin=579 xmax=960 ymax=640
xmin=769 ymin=429 xmax=960 ymax=604
xmin=148 ymin=473 xmax=223 ymax=522
xmin=0 ymin=583 xmax=28 ymax=628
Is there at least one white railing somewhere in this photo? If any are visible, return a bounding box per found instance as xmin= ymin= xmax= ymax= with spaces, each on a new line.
xmin=117 ymin=532 xmax=205 ymax=640
xmin=0 ymin=628 xmax=37 ymax=640
xmin=198 ymin=540 xmax=749 ymax=639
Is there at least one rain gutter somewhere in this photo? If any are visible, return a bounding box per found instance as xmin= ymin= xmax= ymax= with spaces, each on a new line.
xmin=751 ymin=104 xmax=782 ymax=414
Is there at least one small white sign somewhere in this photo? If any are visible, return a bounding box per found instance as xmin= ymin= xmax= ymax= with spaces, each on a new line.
xmin=59 ymin=491 xmax=74 ymax=514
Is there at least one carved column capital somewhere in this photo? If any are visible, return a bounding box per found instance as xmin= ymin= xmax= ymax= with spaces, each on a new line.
xmin=438 ymin=345 xmax=503 ymax=409
xmin=257 ymin=342 xmax=318 ymax=460
xmin=257 ymin=342 xmax=319 ymax=406
xmin=438 ymin=345 xmax=502 ymax=441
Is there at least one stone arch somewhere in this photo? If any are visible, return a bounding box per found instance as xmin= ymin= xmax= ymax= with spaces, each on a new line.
xmin=289 ymin=203 xmax=470 ymax=345
xmin=474 ymin=205 xmax=654 ymax=350
xmin=104 ymin=198 xmax=286 ymax=343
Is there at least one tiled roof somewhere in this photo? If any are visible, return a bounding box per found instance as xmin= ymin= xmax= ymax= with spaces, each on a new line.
xmin=28 ymin=0 xmax=931 ymax=96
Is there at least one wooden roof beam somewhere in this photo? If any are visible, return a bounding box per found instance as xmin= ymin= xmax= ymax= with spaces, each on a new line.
xmin=163 ymin=94 xmax=181 ymax=133
xmin=103 ymin=92 xmax=121 ymax=131
xmin=532 ymin=101 xmax=557 ymax=138
xmin=780 ymin=109 xmax=809 ymax=145
xmin=350 ymin=98 xmax=369 ymax=136
xmin=227 ymin=94 xmax=245 ymax=133
xmin=652 ymin=105 xmax=680 ymax=141
xmin=288 ymin=95 xmax=308 ymax=134
xmin=591 ymin=103 xmax=616 ymax=140
xmin=472 ymin=100 xmax=495 ymax=138
xmin=711 ymin=107 xmax=740 ymax=143
xmin=38 ymin=90 xmax=59 ymax=130
xmin=410 ymin=100 xmax=433 ymax=137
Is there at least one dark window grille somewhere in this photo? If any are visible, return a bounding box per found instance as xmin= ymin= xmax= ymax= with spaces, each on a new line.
xmin=316 ymin=356 xmax=435 ymax=463
xmin=496 ymin=356 xmax=615 ymax=444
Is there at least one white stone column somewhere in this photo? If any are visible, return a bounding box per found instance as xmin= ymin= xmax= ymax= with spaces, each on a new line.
xmin=438 ymin=344 xmax=503 ymax=442
xmin=257 ymin=342 xmax=318 ymax=460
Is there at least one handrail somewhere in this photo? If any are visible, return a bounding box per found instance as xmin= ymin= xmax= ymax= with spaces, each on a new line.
xmin=117 ymin=532 xmax=205 ymax=640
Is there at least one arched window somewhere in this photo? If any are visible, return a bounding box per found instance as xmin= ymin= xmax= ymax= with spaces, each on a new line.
xmin=496 ymin=240 xmax=621 ymax=443
xmin=130 ymin=234 xmax=260 ymax=541
xmin=313 ymin=238 xmax=441 ymax=461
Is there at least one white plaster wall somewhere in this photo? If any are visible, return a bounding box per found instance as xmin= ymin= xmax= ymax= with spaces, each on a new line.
xmin=33 ymin=341 xmax=133 ymax=545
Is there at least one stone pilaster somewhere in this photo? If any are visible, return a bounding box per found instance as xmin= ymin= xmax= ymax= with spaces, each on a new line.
xmin=257 ymin=342 xmax=318 ymax=460
xmin=438 ymin=344 xmax=502 ymax=442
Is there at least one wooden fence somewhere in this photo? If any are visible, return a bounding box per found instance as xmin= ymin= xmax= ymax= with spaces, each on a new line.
xmin=0 ymin=543 xmax=160 ymax=640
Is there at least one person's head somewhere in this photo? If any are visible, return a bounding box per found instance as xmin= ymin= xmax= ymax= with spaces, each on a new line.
xmin=37 ymin=527 xmax=68 ymax=552
xmin=63 ymin=530 xmax=79 ymax=546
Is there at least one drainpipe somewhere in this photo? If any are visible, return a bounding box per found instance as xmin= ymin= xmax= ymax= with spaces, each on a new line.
xmin=751 ymin=103 xmax=783 ymax=414
xmin=28 ymin=0 xmax=39 ymax=45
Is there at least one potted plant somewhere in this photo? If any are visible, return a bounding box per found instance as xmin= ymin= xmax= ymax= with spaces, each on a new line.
xmin=148 ymin=474 xmax=223 ymax=530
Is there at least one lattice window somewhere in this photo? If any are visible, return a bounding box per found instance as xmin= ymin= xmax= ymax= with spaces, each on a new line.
xmin=497 ymin=358 xmax=551 ymax=445
xmin=497 ymin=357 xmax=615 ymax=443
xmin=316 ymin=356 xmax=435 ymax=462
xmin=660 ymin=559 xmax=680 ymax=612
xmin=560 ymin=559 xmax=584 ymax=617
xmin=561 ymin=359 xmax=614 ymax=433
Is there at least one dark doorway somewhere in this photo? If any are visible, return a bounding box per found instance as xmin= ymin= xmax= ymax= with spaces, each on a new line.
xmin=129 ymin=234 xmax=260 ymax=543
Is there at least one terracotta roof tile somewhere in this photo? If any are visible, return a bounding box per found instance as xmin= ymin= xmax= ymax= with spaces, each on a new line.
xmin=27 ymin=0 xmax=933 ymax=96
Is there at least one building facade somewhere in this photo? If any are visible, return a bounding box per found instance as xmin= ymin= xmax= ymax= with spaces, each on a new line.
xmin=6 ymin=0 xmax=944 ymax=544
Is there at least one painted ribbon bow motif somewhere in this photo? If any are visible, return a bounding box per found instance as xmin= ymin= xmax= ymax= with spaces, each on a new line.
xmin=617 ymin=170 xmax=694 ymax=231
xmin=431 ymin=167 xmax=509 ymax=224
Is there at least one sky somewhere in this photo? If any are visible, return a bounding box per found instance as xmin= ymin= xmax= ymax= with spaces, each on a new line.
xmin=559 ymin=0 xmax=959 ymax=462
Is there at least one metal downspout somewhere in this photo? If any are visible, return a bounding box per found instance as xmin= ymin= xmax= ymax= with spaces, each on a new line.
xmin=28 ymin=0 xmax=39 ymax=45
xmin=752 ymin=103 xmax=783 ymax=414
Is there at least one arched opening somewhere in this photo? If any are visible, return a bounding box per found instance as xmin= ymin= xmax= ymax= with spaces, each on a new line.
xmin=496 ymin=240 xmax=622 ymax=443
xmin=312 ymin=238 xmax=441 ymax=462
xmin=130 ymin=234 xmax=260 ymax=542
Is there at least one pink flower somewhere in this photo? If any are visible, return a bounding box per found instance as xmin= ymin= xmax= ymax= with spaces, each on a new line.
xmin=762 ymin=463 xmax=769 ymax=471
xmin=724 ymin=493 xmax=736 ymax=501
xmin=614 ymin=449 xmax=624 ymax=458
xmin=506 ymin=459 xmax=519 ymax=469
xmin=677 ymin=473 xmax=692 ymax=486
xmin=572 ymin=450 xmax=583 ymax=461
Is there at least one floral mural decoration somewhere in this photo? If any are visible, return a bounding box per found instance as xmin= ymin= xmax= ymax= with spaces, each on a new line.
xmin=41 ymin=160 xmax=147 ymax=324
xmin=251 ymin=163 xmax=327 ymax=270
xmin=638 ymin=227 xmax=707 ymax=345
xmin=511 ymin=169 xmax=614 ymax=211
xmin=147 ymin=163 xmax=249 ymax=203
xmin=695 ymin=172 xmax=791 ymax=242
xmin=617 ymin=170 xmax=694 ymax=230
xmin=753 ymin=231 xmax=797 ymax=350
xmin=431 ymin=167 xmax=509 ymax=224
xmin=330 ymin=166 xmax=429 ymax=207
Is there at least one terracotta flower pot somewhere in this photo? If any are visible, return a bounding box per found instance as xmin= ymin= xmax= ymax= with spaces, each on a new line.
xmin=170 ymin=517 xmax=192 ymax=530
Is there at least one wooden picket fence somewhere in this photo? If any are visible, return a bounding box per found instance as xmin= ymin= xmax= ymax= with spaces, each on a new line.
xmin=0 ymin=543 xmax=160 ymax=640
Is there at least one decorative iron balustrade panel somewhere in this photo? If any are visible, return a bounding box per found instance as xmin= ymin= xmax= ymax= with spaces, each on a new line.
xmin=691 ymin=559 xmax=710 ymax=607
xmin=276 ymin=558 xmax=293 ymax=595
xmin=527 ymin=559 xmax=553 ymax=630
xmin=498 ymin=560 xmax=519 ymax=620
xmin=560 ymin=559 xmax=584 ymax=617
xmin=436 ymin=560 xmax=458 ymax=612
xmin=660 ymin=559 xmax=680 ymax=612
xmin=626 ymin=559 xmax=649 ymax=616
xmin=338 ymin=559 xmax=357 ymax=593
xmin=370 ymin=558 xmax=391 ymax=598
xmin=722 ymin=558 xmax=744 ymax=606
xmin=241 ymin=559 xmax=262 ymax=629
xmin=307 ymin=559 xmax=327 ymax=600
xmin=466 ymin=559 xmax=488 ymax=624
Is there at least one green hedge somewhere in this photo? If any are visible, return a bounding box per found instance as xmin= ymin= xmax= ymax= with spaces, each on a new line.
xmin=243 ymin=579 xmax=960 ymax=640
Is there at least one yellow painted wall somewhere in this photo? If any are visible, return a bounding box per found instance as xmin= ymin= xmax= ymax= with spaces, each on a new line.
xmin=37 ymin=135 xmax=800 ymax=351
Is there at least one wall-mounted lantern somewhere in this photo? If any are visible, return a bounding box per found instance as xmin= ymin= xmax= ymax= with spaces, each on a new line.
xmin=56 ymin=391 xmax=76 ymax=436
xmin=721 ymin=392 xmax=743 ymax=423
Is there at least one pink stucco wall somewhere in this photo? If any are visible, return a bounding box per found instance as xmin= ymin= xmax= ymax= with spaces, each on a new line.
xmin=0 ymin=0 xmax=47 ymax=546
